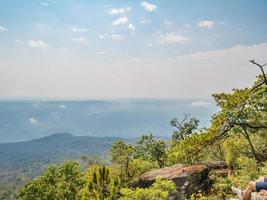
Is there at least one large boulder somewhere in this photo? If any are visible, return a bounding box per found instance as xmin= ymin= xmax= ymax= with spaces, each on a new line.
xmin=137 ymin=164 xmax=211 ymax=199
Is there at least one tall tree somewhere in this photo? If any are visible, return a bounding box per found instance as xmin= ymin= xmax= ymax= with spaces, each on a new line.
xmin=171 ymin=114 xmax=199 ymax=142
xmin=136 ymin=134 xmax=167 ymax=168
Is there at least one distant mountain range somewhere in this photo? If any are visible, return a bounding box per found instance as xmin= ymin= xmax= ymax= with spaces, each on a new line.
xmin=0 ymin=99 xmax=218 ymax=143
xmin=0 ymin=133 xmax=133 ymax=199
xmin=0 ymin=132 xmax=130 ymax=167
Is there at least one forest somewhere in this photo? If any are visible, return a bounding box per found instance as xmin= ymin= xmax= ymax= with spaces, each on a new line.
xmin=15 ymin=60 xmax=267 ymax=199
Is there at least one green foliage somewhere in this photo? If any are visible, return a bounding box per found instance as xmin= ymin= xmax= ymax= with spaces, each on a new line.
xmin=171 ymin=115 xmax=199 ymax=142
xmin=110 ymin=138 xmax=161 ymax=186
xmin=111 ymin=140 xmax=135 ymax=183
xmin=119 ymin=178 xmax=176 ymax=200
xmin=87 ymin=166 xmax=120 ymax=200
xmin=19 ymin=161 xmax=84 ymax=200
xmin=169 ymin=75 xmax=267 ymax=165
xmin=136 ymin=134 xmax=167 ymax=168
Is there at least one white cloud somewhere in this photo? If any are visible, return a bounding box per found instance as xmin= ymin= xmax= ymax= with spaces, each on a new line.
xmin=58 ymin=104 xmax=66 ymax=109
xmin=0 ymin=26 xmax=8 ymax=32
xmin=71 ymin=37 xmax=89 ymax=44
xmin=139 ymin=19 xmax=151 ymax=24
xmin=111 ymin=34 xmax=123 ymax=40
xmin=128 ymin=24 xmax=135 ymax=31
xmin=184 ymin=24 xmax=191 ymax=28
xmin=29 ymin=117 xmax=38 ymax=124
xmin=198 ymin=20 xmax=214 ymax=28
xmin=40 ymin=2 xmax=49 ymax=6
xmin=98 ymin=34 xmax=106 ymax=40
xmin=164 ymin=20 xmax=173 ymax=26
xmin=27 ymin=40 xmax=48 ymax=50
xmin=141 ymin=2 xmax=157 ymax=12
xmin=112 ymin=16 xmax=128 ymax=26
xmin=72 ymin=28 xmax=88 ymax=33
xmin=109 ymin=7 xmax=131 ymax=15
xmin=158 ymin=32 xmax=189 ymax=44
xmin=190 ymin=101 xmax=211 ymax=107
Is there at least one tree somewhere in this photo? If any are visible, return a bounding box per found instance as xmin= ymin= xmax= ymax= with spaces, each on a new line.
xmin=171 ymin=115 xmax=199 ymax=142
xmin=111 ymin=140 xmax=135 ymax=182
xmin=19 ymin=161 xmax=84 ymax=200
xmin=136 ymin=134 xmax=167 ymax=168
xmin=87 ymin=166 xmax=120 ymax=200
xmin=169 ymin=60 xmax=267 ymax=165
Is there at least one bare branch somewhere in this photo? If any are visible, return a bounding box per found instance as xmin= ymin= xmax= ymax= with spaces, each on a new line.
xmin=249 ymin=59 xmax=267 ymax=84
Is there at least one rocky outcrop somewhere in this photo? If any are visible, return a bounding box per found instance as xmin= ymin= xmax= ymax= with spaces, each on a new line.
xmin=137 ymin=164 xmax=211 ymax=199
xmin=230 ymin=192 xmax=267 ymax=200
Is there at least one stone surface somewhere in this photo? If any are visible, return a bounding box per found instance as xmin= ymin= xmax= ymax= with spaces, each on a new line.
xmin=137 ymin=164 xmax=211 ymax=199
xmin=207 ymin=161 xmax=228 ymax=170
xmin=251 ymin=192 xmax=267 ymax=200
xmin=230 ymin=193 xmax=267 ymax=200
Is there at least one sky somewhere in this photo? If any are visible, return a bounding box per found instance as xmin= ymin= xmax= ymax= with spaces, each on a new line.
xmin=0 ymin=0 xmax=267 ymax=100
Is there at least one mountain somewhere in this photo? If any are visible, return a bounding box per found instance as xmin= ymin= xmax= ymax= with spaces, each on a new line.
xmin=0 ymin=133 xmax=133 ymax=200
xmin=0 ymin=99 xmax=218 ymax=143
xmin=0 ymin=132 xmax=128 ymax=167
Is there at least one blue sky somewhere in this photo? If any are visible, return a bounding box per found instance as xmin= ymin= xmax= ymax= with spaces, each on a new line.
xmin=0 ymin=0 xmax=267 ymax=99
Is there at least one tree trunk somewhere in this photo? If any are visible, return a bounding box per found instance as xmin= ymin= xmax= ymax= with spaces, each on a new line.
xmin=241 ymin=127 xmax=260 ymax=163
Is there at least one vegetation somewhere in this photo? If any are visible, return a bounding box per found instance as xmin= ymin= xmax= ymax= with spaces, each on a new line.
xmin=2 ymin=60 xmax=267 ymax=199
xmin=20 ymin=161 xmax=84 ymax=200
xmin=119 ymin=178 xmax=176 ymax=200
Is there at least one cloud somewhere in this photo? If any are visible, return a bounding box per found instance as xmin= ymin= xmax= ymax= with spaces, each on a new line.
xmin=139 ymin=19 xmax=151 ymax=24
xmin=0 ymin=26 xmax=8 ymax=32
xmin=71 ymin=37 xmax=89 ymax=44
xmin=157 ymin=32 xmax=189 ymax=44
xmin=141 ymin=2 xmax=157 ymax=12
xmin=198 ymin=20 xmax=214 ymax=28
xmin=29 ymin=117 xmax=38 ymax=124
xmin=98 ymin=34 xmax=106 ymax=40
xmin=72 ymin=28 xmax=88 ymax=33
xmin=164 ymin=20 xmax=173 ymax=26
xmin=190 ymin=101 xmax=211 ymax=107
xmin=40 ymin=2 xmax=49 ymax=6
xmin=112 ymin=16 xmax=128 ymax=26
xmin=184 ymin=24 xmax=191 ymax=28
xmin=111 ymin=34 xmax=123 ymax=40
xmin=128 ymin=24 xmax=135 ymax=31
xmin=109 ymin=7 xmax=131 ymax=15
xmin=27 ymin=40 xmax=48 ymax=50
xmin=58 ymin=104 xmax=66 ymax=109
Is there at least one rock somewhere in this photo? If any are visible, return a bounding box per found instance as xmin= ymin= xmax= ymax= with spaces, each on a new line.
xmin=231 ymin=187 xmax=267 ymax=200
xmin=137 ymin=164 xmax=211 ymax=199
xmin=230 ymin=193 xmax=267 ymax=200
xmin=207 ymin=161 xmax=228 ymax=170
xmin=251 ymin=192 xmax=267 ymax=200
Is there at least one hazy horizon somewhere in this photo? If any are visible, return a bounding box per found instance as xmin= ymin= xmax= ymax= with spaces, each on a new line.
xmin=0 ymin=99 xmax=218 ymax=143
